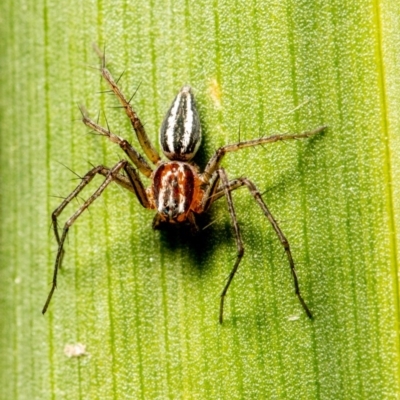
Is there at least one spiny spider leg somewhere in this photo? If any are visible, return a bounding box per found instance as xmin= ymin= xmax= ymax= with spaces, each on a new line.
xmin=201 ymin=172 xmax=221 ymax=212
xmin=97 ymin=169 xmax=136 ymax=194
xmin=43 ymin=160 xmax=150 ymax=314
xmin=206 ymin=178 xmax=244 ymax=206
xmin=124 ymin=163 xmax=150 ymax=208
xmin=96 ymin=51 xmax=161 ymax=165
xmin=217 ymin=175 xmax=313 ymax=321
xmin=217 ymin=168 xmax=245 ymax=324
xmin=52 ymin=164 xmax=133 ymax=246
xmin=80 ymin=106 xmax=153 ymax=177
xmin=96 ymin=163 xmax=149 ymax=208
xmin=50 ymin=166 xmax=135 ymax=271
xmin=203 ymin=126 xmax=326 ymax=182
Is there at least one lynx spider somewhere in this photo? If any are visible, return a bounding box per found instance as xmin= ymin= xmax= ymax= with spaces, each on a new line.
xmin=43 ymin=52 xmax=325 ymax=323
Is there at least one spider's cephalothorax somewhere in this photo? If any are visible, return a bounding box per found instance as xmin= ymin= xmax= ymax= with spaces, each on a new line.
xmin=150 ymin=161 xmax=203 ymax=224
xmin=43 ymin=52 xmax=326 ymax=323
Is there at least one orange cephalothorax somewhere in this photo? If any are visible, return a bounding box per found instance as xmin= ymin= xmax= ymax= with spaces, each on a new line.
xmin=151 ymin=161 xmax=202 ymax=223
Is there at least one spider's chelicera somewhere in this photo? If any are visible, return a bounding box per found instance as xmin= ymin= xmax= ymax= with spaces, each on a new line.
xmin=43 ymin=54 xmax=326 ymax=323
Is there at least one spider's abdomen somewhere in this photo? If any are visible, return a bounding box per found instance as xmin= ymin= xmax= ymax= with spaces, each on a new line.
xmin=150 ymin=162 xmax=202 ymax=223
xmin=160 ymin=85 xmax=201 ymax=161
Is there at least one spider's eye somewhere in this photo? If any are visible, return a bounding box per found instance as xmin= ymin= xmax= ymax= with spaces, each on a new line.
xmin=160 ymin=85 xmax=201 ymax=161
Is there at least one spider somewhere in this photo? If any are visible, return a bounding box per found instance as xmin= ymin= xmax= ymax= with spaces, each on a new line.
xmin=42 ymin=54 xmax=326 ymax=323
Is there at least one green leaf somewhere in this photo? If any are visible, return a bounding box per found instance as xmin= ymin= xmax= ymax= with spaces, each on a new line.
xmin=1 ymin=0 xmax=400 ymax=398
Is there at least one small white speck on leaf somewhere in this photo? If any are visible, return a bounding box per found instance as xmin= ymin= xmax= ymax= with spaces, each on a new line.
xmin=64 ymin=343 xmax=87 ymax=358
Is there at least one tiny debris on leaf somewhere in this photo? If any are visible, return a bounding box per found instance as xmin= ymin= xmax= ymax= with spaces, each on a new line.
xmin=64 ymin=343 xmax=87 ymax=358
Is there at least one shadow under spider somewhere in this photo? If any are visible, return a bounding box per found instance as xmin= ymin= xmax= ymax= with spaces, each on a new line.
xmin=154 ymin=212 xmax=234 ymax=276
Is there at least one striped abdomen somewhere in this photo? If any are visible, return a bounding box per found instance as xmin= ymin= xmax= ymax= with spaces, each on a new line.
xmin=160 ymin=85 xmax=201 ymax=161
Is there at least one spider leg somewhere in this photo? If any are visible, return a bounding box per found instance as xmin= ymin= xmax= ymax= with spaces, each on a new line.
xmin=187 ymin=212 xmax=200 ymax=233
xmin=96 ymin=168 xmax=136 ymax=194
xmin=43 ymin=160 xmax=150 ymax=314
xmin=201 ymin=171 xmax=221 ymax=212
xmin=96 ymin=50 xmax=161 ymax=165
xmin=206 ymin=178 xmax=244 ymax=206
xmin=80 ymin=107 xmax=153 ymax=177
xmin=123 ymin=163 xmax=150 ymax=208
xmin=217 ymin=176 xmax=313 ymax=319
xmin=97 ymin=163 xmax=149 ymax=208
xmin=51 ymin=165 xmax=135 ymax=265
xmin=202 ymin=126 xmax=326 ymax=182
xmin=217 ymin=168 xmax=245 ymax=324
